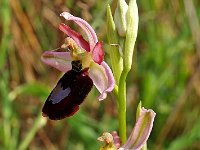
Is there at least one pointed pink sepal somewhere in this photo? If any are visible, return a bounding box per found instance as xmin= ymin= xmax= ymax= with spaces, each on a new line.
xmin=41 ymin=51 xmax=72 ymax=72
xmin=119 ymin=108 xmax=156 ymax=150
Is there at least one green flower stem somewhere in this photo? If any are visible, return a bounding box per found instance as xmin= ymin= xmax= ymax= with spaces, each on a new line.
xmin=117 ymin=70 xmax=129 ymax=144
xmin=117 ymin=0 xmax=138 ymax=142
xmin=107 ymin=5 xmax=127 ymax=142
xmin=107 ymin=0 xmax=138 ymax=145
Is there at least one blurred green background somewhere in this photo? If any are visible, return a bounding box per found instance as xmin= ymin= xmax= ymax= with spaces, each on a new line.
xmin=0 ymin=0 xmax=200 ymax=149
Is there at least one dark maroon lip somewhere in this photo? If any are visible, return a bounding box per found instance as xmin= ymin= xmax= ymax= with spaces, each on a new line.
xmin=42 ymin=68 xmax=93 ymax=120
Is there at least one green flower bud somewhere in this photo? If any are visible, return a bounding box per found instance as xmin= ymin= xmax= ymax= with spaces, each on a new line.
xmin=114 ymin=0 xmax=128 ymax=37
xmin=98 ymin=132 xmax=118 ymax=150
xmin=123 ymin=0 xmax=139 ymax=73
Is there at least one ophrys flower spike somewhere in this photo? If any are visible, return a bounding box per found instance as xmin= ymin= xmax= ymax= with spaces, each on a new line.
xmin=41 ymin=12 xmax=115 ymax=120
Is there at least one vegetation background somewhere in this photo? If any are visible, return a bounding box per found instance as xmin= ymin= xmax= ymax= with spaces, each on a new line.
xmin=0 ymin=0 xmax=200 ymax=149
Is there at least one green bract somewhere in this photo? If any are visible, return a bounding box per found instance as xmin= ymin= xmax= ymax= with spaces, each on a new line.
xmin=107 ymin=5 xmax=123 ymax=85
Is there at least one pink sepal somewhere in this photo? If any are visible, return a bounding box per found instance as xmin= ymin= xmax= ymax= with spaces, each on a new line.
xmin=41 ymin=51 xmax=72 ymax=72
xmin=119 ymin=108 xmax=156 ymax=150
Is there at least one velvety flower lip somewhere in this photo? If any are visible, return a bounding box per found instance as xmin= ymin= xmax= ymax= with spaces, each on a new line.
xmin=118 ymin=108 xmax=156 ymax=150
xmin=41 ymin=12 xmax=115 ymax=101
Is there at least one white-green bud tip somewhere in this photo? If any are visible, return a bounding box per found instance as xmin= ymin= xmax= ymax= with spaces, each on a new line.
xmin=114 ymin=0 xmax=128 ymax=37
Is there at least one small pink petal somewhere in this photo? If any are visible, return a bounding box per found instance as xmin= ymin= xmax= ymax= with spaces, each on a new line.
xmin=101 ymin=62 xmax=115 ymax=92
xmin=59 ymin=23 xmax=90 ymax=52
xmin=60 ymin=12 xmax=98 ymax=50
xmin=41 ymin=51 xmax=72 ymax=72
xmin=92 ymin=42 xmax=104 ymax=64
xmin=119 ymin=108 xmax=156 ymax=150
xmin=88 ymin=62 xmax=115 ymax=101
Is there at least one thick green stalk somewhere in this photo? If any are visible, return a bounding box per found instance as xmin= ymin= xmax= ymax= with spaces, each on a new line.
xmin=117 ymin=70 xmax=128 ymax=144
xmin=107 ymin=0 xmax=138 ymax=144
xmin=117 ymin=0 xmax=138 ymax=142
xmin=107 ymin=4 xmax=126 ymax=143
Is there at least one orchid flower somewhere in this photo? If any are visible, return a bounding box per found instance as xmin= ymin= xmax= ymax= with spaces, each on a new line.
xmin=41 ymin=12 xmax=115 ymax=120
xmin=41 ymin=12 xmax=115 ymax=101
xmin=98 ymin=107 xmax=156 ymax=150
xmin=118 ymin=108 xmax=156 ymax=150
